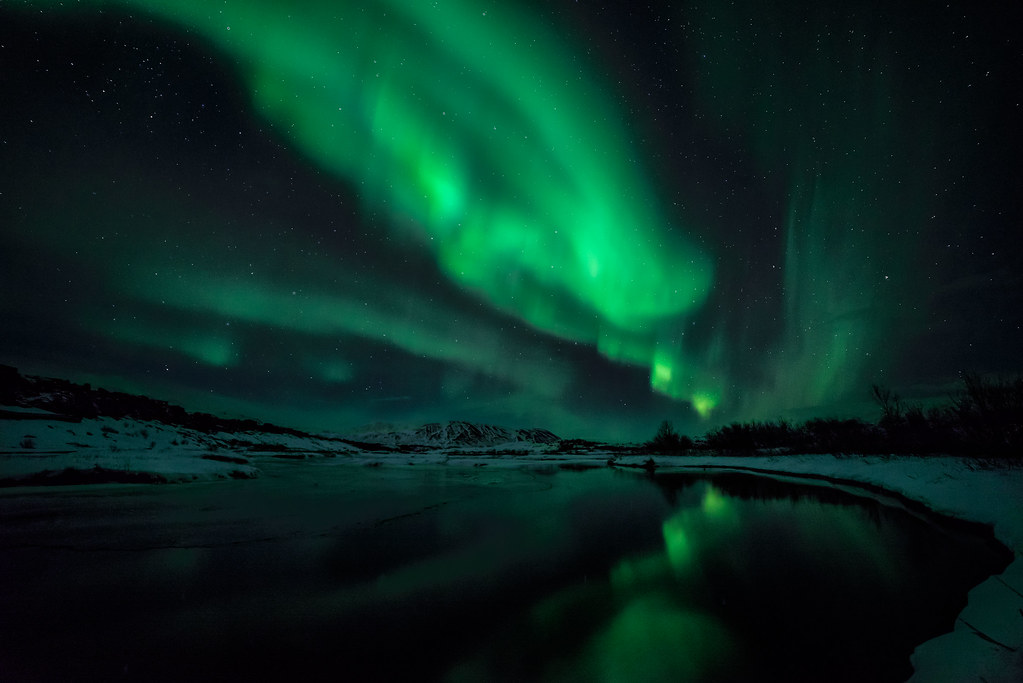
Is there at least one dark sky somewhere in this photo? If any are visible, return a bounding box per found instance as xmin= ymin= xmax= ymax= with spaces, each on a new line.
xmin=2 ymin=0 xmax=1021 ymax=441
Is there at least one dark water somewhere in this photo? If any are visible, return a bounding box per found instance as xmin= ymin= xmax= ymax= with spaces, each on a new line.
xmin=0 ymin=461 xmax=1010 ymax=682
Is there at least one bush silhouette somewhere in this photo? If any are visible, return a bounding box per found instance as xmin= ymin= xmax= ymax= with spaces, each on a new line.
xmin=648 ymin=420 xmax=693 ymax=453
xmin=687 ymin=375 xmax=1023 ymax=459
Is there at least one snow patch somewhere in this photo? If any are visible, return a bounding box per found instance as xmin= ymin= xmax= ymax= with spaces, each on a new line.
xmin=0 ymin=413 xmax=359 ymax=484
xmin=348 ymin=420 xmax=560 ymax=450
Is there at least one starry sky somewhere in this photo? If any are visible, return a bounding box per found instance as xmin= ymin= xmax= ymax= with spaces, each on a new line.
xmin=2 ymin=0 xmax=1020 ymax=441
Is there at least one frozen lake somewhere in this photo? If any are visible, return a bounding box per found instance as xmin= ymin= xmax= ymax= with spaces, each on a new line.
xmin=0 ymin=459 xmax=1010 ymax=681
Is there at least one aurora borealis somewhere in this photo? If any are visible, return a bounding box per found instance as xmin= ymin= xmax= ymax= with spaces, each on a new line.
xmin=2 ymin=0 xmax=1020 ymax=440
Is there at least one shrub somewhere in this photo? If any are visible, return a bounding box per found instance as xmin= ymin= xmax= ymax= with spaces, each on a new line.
xmin=648 ymin=420 xmax=692 ymax=453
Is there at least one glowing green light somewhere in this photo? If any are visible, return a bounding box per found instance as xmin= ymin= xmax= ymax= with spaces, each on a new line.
xmin=678 ymin=1 xmax=932 ymax=421
xmin=661 ymin=484 xmax=741 ymax=575
xmin=177 ymin=335 xmax=236 ymax=368
xmin=170 ymin=0 xmax=711 ymax=333
xmin=650 ymin=349 xmax=683 ymax=397
xmin=6 ymin=0 xmax=976 ymax=432
xmin=597 ymin=329 xmax=654 ymax=367
xmin=144 ymin=273 xmax=571 ymax=397
xmin=316 ymin=359 xmax=354 ymax=384
xmin=609 ymin=555 xmax=671 ymax=591
xmin=662 ymin=516 xmax=693 ymax=572
xmin=101 ymin=318 xmax=237 ymax=368
xmin=652 ymin=361 xmax=673 ymax=392
xmin=15 ymin=0 xmax=715 ymax=411
xmin=587 ymin=597 xmax=733 ymax=683
xmin=648 ymin=348 xmax=721 ymax=417
xmin=700 ymin=486 xmax=731 ymax=518
xmin=691 ymin=391 xmax=719 ymax=419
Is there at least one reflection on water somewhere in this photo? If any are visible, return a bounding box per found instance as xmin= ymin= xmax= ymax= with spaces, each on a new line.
xmin=445 ymin=471 xmax=1009 ymax=683
xmin=0 ymin=464 xmax=1010 ymax=682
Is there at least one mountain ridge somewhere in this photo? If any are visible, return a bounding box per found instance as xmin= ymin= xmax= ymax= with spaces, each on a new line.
xmin=350 ymin=420 xmax=560 ymax=448
xmin=1 ymin=365 xmax=561 ymax=450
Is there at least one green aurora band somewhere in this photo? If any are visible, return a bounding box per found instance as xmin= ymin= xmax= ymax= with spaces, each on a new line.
xmin=7 ymin=0 xmax=990 ymax=430
xmin=17 ymin=0 xmax=719 ymax=411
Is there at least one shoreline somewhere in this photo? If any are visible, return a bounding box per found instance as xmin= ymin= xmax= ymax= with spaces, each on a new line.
xmin=2 ymin=447 xmax=1020 ymax=680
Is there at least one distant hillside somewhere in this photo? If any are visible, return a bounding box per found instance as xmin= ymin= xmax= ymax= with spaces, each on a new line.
xmin=0 ymin=364 xmax=312 ymax=438
xmin=1 ymin=366 xmax=562 ymax=453
xmin=350 ymin=420 xmax=560 ymax=449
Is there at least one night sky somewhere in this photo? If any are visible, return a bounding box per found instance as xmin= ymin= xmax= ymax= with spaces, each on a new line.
xmin=2 ymin=0 xmax=1020 ymax=441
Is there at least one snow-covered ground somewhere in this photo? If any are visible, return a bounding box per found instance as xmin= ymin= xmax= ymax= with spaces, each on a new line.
xmin=2 ymin=410 xmax=1020 ymax=681
xmin=340 ymin=450 xmax=1023 ymax=681
xmin=347 ymin=420 xmax=560 ymax=449
xmin=634 ymin=453 xmax=1023 ymax=683
xmin=0 ymin=409 xmax=358 ymax=484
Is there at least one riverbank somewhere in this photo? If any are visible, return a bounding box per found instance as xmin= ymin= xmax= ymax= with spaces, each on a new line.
xmin=644 ymin=454 xmax=1023 ymax=683
xmin=1 ymin=437 xmax=1019 ymax=680
xmin=398 ymin=450 xmax=1023 ymax=681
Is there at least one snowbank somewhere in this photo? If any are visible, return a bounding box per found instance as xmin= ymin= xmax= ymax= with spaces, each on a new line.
xmin=337 ymin=450 xmax=1023 ymax=680
xmin=2 ymin=410 xmax=1019 ymax=681
xmin=0 ymin=411 xmax=358 ymax=485
xmin=647 ymin=454 xmax=1023 ymax=683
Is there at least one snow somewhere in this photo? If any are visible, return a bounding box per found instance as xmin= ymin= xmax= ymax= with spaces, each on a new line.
xmin=0 ymin=404 xmax=62 ymax=416
xmin=348 ymin=420 xmax=560 ymax=449
xmin=2 ymin=409 xmax=1020 ymax=680
xmin=643 ymin=453 xmax=1023 ymax=683
xmin=0 ymin=411 xmax=357 ymax=484
xmin=335 ymin=450 xmax=1023 ymax=681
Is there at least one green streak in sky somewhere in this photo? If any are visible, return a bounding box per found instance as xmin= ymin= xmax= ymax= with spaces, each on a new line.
xmin=13 ymin=0 xmax=958 ymax=427
xmin=18 ymin=0 xmax=715 ymax=406
xmin=104 ymin=318 xmax=238 ymax=368
xmin=145 ymin=271 xmax=573 ymax=398
xmin=677 ymin=0 xmax=939 ymax=420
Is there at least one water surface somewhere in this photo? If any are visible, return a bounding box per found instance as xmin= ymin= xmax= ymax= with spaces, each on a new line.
xmin=0 ymin=461 xmax=1009 ymax=681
